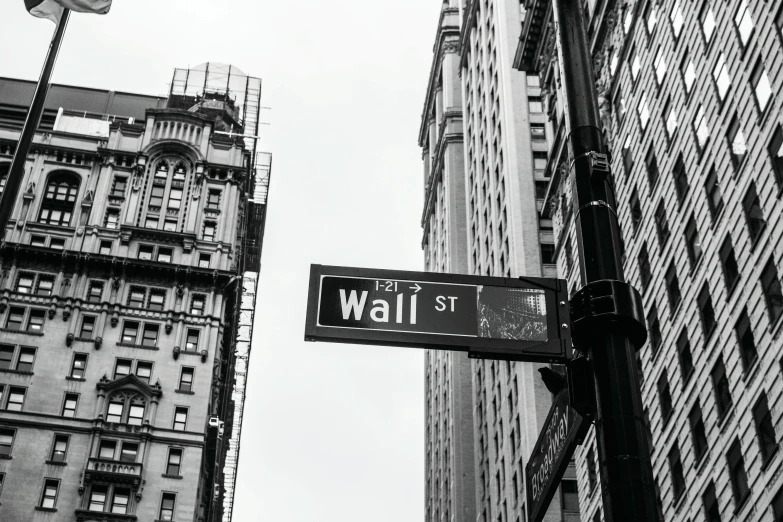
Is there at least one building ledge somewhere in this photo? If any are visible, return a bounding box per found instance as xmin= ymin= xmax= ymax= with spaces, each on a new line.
xmin=162 ymin=474 xmax=183 ymax=479
xmin=116 ymin=342 xmax=159 ymax=351
xmin=0 ymin=327 xmax=44 ymax=337
xmin=66 ymin=376 xmax=86 ymax=382
xmin=175 ymin=389 xmax=195 ymax=395
xmin=0 ymin=368 xmax=33 ymax=376
xmin=75 ymin=509 xmax=137 ymax=522
xmin=35 ymin=507 xmax=57 ymax=512
xmin=46 ymin=460 xmax=67 ymax=466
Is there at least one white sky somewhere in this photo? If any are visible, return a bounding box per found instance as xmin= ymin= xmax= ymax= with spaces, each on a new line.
xmin=0 ymin=1 xmax=443 ymax=520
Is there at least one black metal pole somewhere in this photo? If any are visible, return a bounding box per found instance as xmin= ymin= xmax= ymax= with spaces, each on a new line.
xmin=0 ymin=9 xmax=71 ymax=239
xmin=550 ymin=0 xmax=659 ymax=521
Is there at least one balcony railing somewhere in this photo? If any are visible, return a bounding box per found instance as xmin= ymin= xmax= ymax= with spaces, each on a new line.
xmin=84 ymin=457 xmax=143 ymax=488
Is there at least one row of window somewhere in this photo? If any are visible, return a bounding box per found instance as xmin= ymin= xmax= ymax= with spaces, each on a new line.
xmin=103 ymin=206 xmax=220 ymax=241
xmin=67 ymin=351 xmax=195 ymax=392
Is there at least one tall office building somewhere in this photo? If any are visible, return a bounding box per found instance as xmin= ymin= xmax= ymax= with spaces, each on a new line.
xmin=0 ymin=63 xmax=270 ymax=522
xmin=421 ymin=2 xmax=580 ymax=522
xmin=517 ymin=0 xmax=783 ymax=519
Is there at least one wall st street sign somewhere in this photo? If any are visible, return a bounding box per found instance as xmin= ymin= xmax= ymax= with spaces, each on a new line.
xmin=526 ymin=388 xmax=589 ymax=522
xmin=305 ymin=264 xmax=572 ymax=363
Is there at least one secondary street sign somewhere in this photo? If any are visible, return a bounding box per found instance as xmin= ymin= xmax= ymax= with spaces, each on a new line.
xmin=305 ymin=264 xmax=572 ymax=363
xmin=526 ymin=387 xmax=589 ymax=522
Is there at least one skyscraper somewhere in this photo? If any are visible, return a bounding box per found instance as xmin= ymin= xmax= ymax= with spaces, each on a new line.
xmin=517 ymin=0 xmax=783 ymax=519
xmin=0 ymin=63 xmax=270 ymax=522
xmin=421 ymin=1 xmax=579 ymax=521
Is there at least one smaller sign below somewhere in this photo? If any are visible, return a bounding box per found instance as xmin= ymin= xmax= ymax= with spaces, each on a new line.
xmin=305 ymin=264 xmax=571 ymax=363
xmin=526 ymin=387 xmax=589 ymax=522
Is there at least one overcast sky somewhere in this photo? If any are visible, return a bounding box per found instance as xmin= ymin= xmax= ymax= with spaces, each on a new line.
xmin=0 ymin=1 xmax=443 ymax=520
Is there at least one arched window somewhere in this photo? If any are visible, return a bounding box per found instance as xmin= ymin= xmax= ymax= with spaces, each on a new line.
xmin=105 ymin=390 xmax=146 ymax=426
xmin=155 ymin=162 xmax=169 ymax=179
xmin=173 ymin=163 xmax=186 ymax=182
xmin=39 ymin=173 xmax=79 ymax=226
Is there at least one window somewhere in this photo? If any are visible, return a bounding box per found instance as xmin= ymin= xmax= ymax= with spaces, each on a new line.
xmin=712 ymin=356 xmax=732 ymax=420
xmin=141 ymin=324 xmax=159 ymax=347
xmin=676 ymin=328 xmax=694 ymax=382
xmin=15 ymin=347 xmax=35 ymax=372
xmin=39 ymin=173 xmax=78 ymax=226
xmin=743 ymin=182 xmax=766 ymax=245
xmin=70 ymin=353 xmax=87 ymax=379
xmin=27 ymin=309 xmax=45 ymax=332
xmin=178 ymin=367 xmax=194 ymax=392
xmin=5 ymin=307 xmax=24 ymax=330
xmin=111 ymin=488 xmax=130 ymax=514
xmin=734 ymin=0 xmax=754 ymax=47
xmin=62 ymin=393 xmax=78 ymax=417
xmin=701 ymin=3 xmax=716 ymax=43
xmin=670 ymin=1 xmax=683 ymax=37
xmin=121 ymin=322 xmax=139 ymax=344
xmin=203 ymin=222 xmax=216 ymax=242
xmin=693 ymin=105 xmax=709 ymax=153
xmin=110 ymin=176 xmax=127 ymax=197
xmin=167 ymin=188 xmax=183 ymax=210
xmin=173 ymin=407 xmax=188 ymax=430
xmin=530 ymin=123 xmax=546 ymax=140
xmin=638 ymin=93 xmax=650 ymax=130
xmin=713 ymin=53 xmax=731 ymax=102
xmin=0 ymin=345 xmax=11 ymax=369
xmin=689 ymin=401 xmax=708 ymax=462
xmin=157 ymin=247 xmax=172 ymax=263
xmin=15 ymin=273 xmax=33 ymax=293
xmin=645 ymin=146 xmax=659 ymax=189
xmin=719 ymin=236 xmax=739 ymax=292
xmin=684 ymin=216 xmax=701 ymax=268
xmin=665 ymin=262 xmax=681 ymax=311
xmin=725 ymin=114 xmax=747 ymax=172
xmin=654 ymin=201 xmax=669 ymax=247
xmin=647 ymin=305 xmax=662 ymax=356
xmin=198 ymin=253 xmax=211 ymax=268
xmin=40 ymin=479 xmax=59 ymax=509
xmin=135 ymin=361 xmax=152 ymax=383
xmin=735 ymin=308 xmax=757 ymax=371
xmin=185 ymin=329 xmax=200 ymax=351
xmin=727 ymin=439 xmax=749 ymax=505
xmin=166 ymin=448 xmax=182 ymax=475
xmin=528 ymin=97 xmax=543 ymax=113
xmin=0 ymin=428 xmax=14 ymax=456
xmin=114 ymin=359 xmax=131 ymax=379
xmin=772 ymin=485 xmax=783 ymax=521
xmin=614 ymin=88 xmax=626 ymax=125
xmin=622 ymin=135 xmax=633 ymax=174
xmin=49 ymin=238 xmax=65 ymax=250
xmin=681 ymin=51 xmax=696 ymax=94
xmin=120 ymin=442 xmax=138 ymax=462
xmin=669 ymin=443 xmax=685 ymax=501
xmin=653 ymin=46 xmax=666 ymax=85
xmin=526 ymin=74 xmax=540 ymax=87
xmin=163 ymin=219 xmax=177 ymax=232
xmin=99 ymin=240 xmax=112 ymax=255
xmin=105 ymin=208 xmax=120 ymax=229
xmin=138 ymin=245 xmax=154 ymax=261
xmin=50 ymin=434 xmax=69 ymax=462
xmin=173 ymin=164 xmax=186 ymax=181
xmin=148 ymin=289 xmax=166 ymax=310
xmin=128 ymin=404 xmax=144 ymax=426
xmin=587 ymin=447 xmax=597 ymax=490
xmin=638 ymin=244 xmax=652 ymax=292
xmin=644 ymin=0 xmax=657 ymax=33
xmin=87 ymin=281 xmax=104 ymax=303
xmin=127 ymin=287 xmax=145 ymax=308
xmin=206 ymin=189 xmax=221 ymax=209
xmin=99 ymin=439 xmax=116 ymax=460
xmin=771 ymin=125 xmax=783 ymax=187
xmin=753 ymin=393 xmax=777 ymax=463
xmin=149 ymin=185 xmax=165 ymax=207
xmin=30 ymin=235 xmax=46 ymax=247
xmin=698 ymin=284 xmax=716 ymax=338
xmin=704 ymin=167 xmax=724 ymax=222
xmin=160 ymin=492 xmax=176 ymax=521
xmin=761 ymin=258 xmax=783 ymax=324
xmin=89 ymin=485 xmax=108 ymax=511
xmin=155 ymin=162 xmax=168 ymax=179
xmin=561 ymin=480 xmax=578 ymax=511
xmin=664 ymin=99 xmax=678 ymax=140
xmin=672 ymin=154 xmax=688 ymax=205
xmin=80 ymin=316 xmax=96 ymax=338
xmin=37 ymin=276 xmax=53 ymax=296
xmin=657 ymin=371 xmax=673 ymax=422
xmin=629 ymin=188 xmax=642 ymax=233
xmin=630 ymin=46 xmax=640 ymax=81
xmin=190 ymin=295 xmax=205 ymax=315
xmin=750 ymin=59 xmax=772 ymax=113
xmin=703 ymin=481 xmax=720 ymax=521
xmin=144 ymin=217 xmax=159 ymax=229
xmin=6 ymin=386 xmax=26 ymax=410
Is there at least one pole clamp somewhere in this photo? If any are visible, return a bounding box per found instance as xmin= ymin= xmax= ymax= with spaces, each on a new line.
xmin=569 ymin=279 xmax=647 ymax=352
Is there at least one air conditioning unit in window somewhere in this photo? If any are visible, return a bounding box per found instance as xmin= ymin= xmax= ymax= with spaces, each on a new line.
xmin=208 ymin=417 xmax=221 ymax=428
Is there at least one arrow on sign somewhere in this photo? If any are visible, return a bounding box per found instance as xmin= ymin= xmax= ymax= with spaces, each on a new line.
xmin=410 ymin=284 xmax=422 ymax=293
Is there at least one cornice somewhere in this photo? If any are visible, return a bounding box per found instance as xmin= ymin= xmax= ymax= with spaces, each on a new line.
xmin=145 ymin=108 xmax=214 ymax=126
xmin=96 ymin=373 xmax=163 ymax=398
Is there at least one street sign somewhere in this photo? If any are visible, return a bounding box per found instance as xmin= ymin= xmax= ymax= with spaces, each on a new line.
xmin=305 ymin=264 xmax=572 ymax=363
xmin=526 ymin=387 xmax=589 ymax=522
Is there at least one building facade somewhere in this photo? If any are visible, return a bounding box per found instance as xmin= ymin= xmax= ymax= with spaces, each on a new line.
xmin=0 ymin=64 xmax=269 ymax=522
xmin=421 ymin=2 xmax=579 ymax=522
xmin=517 ymin=0 xmax=783 ymax=520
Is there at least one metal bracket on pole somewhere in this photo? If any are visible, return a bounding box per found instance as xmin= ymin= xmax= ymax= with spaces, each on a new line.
xmin=569 ymin=280 xmax=647 ymax=352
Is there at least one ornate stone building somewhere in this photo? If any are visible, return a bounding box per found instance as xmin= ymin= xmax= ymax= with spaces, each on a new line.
xmin=517 ymin=0 xmax=783 ymax=520
xmin=0 ymin=63 xmax=269 ymax=522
